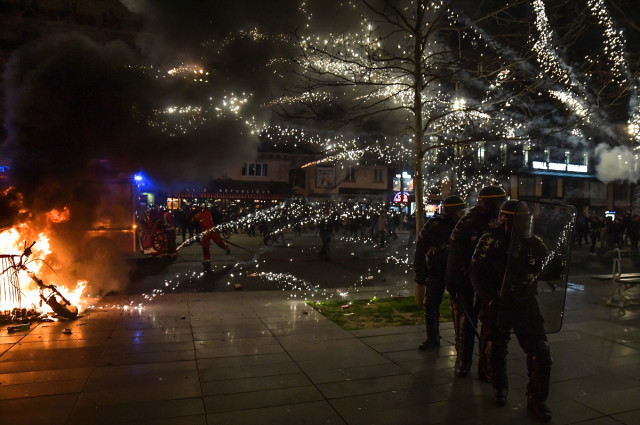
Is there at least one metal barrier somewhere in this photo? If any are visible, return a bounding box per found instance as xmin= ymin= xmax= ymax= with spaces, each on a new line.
xmin=0 ymin=255 xmax=21 ymax=311
xmin=591 ymin=248 xmax=640 ymax=306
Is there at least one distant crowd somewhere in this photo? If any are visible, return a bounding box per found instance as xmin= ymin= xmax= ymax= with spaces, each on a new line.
xmin=574 ymin=212 xmax=640 ymax=253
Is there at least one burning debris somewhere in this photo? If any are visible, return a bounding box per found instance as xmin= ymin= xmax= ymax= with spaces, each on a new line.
xmin=0 ymin=190 xmax=88 ymax=326
xmin=0 ymin=241 xmax=80 ymax=326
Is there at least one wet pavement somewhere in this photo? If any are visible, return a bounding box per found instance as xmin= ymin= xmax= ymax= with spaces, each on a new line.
xmin=2 ymin=233 xmax=640 ymax=424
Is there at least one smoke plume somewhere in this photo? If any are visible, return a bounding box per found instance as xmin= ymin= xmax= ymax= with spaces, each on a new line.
xmin=595 ymin=143 xmax=640 ymax=183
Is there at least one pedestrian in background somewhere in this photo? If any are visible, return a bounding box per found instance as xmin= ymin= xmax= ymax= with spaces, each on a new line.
xmin=318 ymin=208 xmax=335 ymax=261
xmin=588 ymin=215 xmax=601 ymax=255
xmin=406 ymin=213 xmax=416 ymax=247
xmin=377 ymin=209 xmax=388 ymax=248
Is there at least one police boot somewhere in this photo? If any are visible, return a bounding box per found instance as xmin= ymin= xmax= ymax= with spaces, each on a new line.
xmin=454 ymin=359 xmax=470 ymax=378
xmin=527 ymin=345 xmax=552 ymax=422
xmin=494 ymin=386 xmax=508 ymax=406
xmin=455 ymin=315 xmax=475 ymax=378
xmin=418 ymin=338 xmax=440 ymax=350
xmin=478 ymin=339 xmax=492 ymax=383
xmin=527 ymin=396 xmax=552 ymax=422
xmin=419 ymin=309 xmax=440 ymax=350
xmin=478 ymin=365 xmax=491 ymax=383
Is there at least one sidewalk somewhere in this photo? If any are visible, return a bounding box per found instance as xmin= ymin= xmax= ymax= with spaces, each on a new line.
xmin=2 ymin=250 xmax=640 ymax=424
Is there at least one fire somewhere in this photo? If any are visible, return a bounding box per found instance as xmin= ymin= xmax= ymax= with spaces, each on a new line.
xmin=0 ymin=211 xmax=85 ymax=319
xmin=46 ymin=207 xmax=70 ymax=223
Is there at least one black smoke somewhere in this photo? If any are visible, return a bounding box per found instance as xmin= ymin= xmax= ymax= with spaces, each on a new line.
xmin=1 ymin=1 xmax=305 ymax=221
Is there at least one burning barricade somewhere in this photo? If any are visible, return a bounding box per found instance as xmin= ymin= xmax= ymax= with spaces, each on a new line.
xmin=0 ymin=241 xmax=79 ymax=322
xmin=0 ymin=193 xmax=87 ymax=328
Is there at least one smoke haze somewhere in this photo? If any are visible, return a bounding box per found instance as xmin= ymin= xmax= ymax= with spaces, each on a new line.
xmin=595 ymin=143 xmax=640 ymax=183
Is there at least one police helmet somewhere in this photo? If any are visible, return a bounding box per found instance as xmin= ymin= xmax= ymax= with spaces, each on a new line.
xmin=441 ymin=195 xmax=466 ymax=216
xmin=499 ymin=199 xmax=532 ymax=238
xmin=477 ymin=185 xmax=507 ymax=215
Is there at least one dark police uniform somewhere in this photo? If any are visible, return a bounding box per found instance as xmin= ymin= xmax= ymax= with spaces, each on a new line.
xmin=414 ymin=212 xmax=460 ymax=349
xmin=470 ymin=202 xmax=552 ymax=422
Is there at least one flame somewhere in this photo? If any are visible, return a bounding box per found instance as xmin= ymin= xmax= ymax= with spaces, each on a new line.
xmin=0 ymin=210 xmax=86 ymax=317
xmin=46 ymin=207 xmax=70 ymax=223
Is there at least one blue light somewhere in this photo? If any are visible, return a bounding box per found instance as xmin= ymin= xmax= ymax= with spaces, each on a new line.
xmin=134 ymin=171 xmax=149 ymax=189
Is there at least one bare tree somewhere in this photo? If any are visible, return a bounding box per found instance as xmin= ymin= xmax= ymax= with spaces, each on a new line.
xmin=275 ymin=0 xmax=501 ymax=231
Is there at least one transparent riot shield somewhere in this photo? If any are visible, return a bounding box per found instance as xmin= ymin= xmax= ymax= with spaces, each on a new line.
xmin=500 ymin=201 xmax=575 ymax=334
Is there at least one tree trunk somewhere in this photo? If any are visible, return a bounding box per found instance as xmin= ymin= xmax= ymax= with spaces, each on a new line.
xmin=413 ymin=2 xmax=425 ymax=236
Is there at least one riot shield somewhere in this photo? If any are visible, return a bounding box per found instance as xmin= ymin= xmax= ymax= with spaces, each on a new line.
xmin=500 ymin=201 xmax=575 ymax=334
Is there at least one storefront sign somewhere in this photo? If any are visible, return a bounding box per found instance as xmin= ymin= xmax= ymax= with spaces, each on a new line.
xmin=532 ymin=161 xmax=588 ymax=173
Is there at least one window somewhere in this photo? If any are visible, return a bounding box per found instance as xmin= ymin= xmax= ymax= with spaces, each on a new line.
xmin=590 ymin=181 xmax=606 ymax=200
xmin=541 ymin=177 xmax=558 ymax=198
xmin=373 ymin=168 xmax=384 ymax=183
xmin=345 ymin=166 xmax=356 ymax=182
xmin=519 ymin=176 xmax=537 ymax=197
xmin=241 ymin=163 xmax=268 ymax=177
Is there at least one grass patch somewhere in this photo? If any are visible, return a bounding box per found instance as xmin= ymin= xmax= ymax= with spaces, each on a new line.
xmin=307 ymin=294 xmax=453 ymax=330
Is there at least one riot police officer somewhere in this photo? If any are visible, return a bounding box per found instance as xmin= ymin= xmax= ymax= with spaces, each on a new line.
xmin=446 ymin=185 xmax=507 ymax=379
xmin=414 ymin=195 xmax=466 ymax=350
xmin=470 ymin=200 xmax=552 ymax=422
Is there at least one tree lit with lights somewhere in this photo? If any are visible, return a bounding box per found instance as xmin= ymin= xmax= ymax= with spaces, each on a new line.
xmin=264 ymin=0 xmax=640 ymax=228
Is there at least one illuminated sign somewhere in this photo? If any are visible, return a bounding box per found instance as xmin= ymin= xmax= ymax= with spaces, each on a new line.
xmin=393 ymin=172 xmax=414 ymax=192
xmin=393 ymin=191 xmax=410 ymax=203
xmin=425 ymin=204 xmax=440 ymax=218
xmin=532 ymin=161 xmax=588 ymax=173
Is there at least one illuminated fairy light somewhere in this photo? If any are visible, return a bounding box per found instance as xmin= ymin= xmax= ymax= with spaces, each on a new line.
xmin=147 ymin=93 xmax=253 ymax=137
xmin=302 ymin=150 xmax=365 ymax=168
xmin=587 ymin=0 xmax=628 ymax=83
xmin=265 ymin=91 xmax=334 ymax=107
xmin=549 ymin=90 xmax=589 ymax=119
xmin=629 ymin=85 xmax=640 ymax=144
xmin=167 ymin=63 xmax=209 ymax=82
xmin=531 ymin=0 xmax=572 ymax=86
xmin=203 ymin=28 xmax=290 ymax=55
xmin=289 ymin=2 xmax=545 ymax=195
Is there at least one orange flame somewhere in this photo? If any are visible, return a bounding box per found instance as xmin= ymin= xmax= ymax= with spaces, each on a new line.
xmin=46 ymin=207 xmax=70 ymax=223
xmin=0 ymin=210 xmax=86 ymax=317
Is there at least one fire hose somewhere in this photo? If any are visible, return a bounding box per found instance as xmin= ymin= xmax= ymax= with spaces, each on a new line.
xmin=176 ymin=228 xmax=255 ymax=253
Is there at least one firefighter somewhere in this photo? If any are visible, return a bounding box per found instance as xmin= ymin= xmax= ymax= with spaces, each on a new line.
xmin=193 ymin=204 xmax=230 ymax=272
xmin=446 ymin=185 xmax=507 ymax=380
xmin=470 ymin=200 xmax=552 ymax=422
xmin=414 ymin=195 xmax=466 ymax=350
xmin=160 ymin=207 xmax=177 ymax=256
